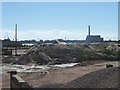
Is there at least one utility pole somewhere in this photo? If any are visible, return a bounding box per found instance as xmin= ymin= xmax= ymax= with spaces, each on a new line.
xmin=88 ymin=25 xmax=90 ymax=36
xmin=15 ymin=24 xmax=17 ymax=56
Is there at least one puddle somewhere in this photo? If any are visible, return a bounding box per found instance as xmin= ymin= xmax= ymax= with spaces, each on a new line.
xmin=2 ymin=63 xmax=79 ymax=73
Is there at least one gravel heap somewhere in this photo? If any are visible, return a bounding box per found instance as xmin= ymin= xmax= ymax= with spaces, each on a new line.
xmin=14 ymin=51 xmax=51 ymax=65
xmin=3 ymin=43 xmax=119 ymax=65
xmin=61 ymin=67 xmax=119 ymax=88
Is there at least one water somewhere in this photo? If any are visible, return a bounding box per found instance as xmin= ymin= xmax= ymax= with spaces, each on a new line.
xmin=2 ymin=63 xmax=79 ymax=73
xmin=50 ymin=63 xmax=78 ymax=68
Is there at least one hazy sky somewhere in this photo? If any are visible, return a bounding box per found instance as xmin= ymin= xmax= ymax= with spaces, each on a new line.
xmin=2 ymin=2 xmax=118 ymax=40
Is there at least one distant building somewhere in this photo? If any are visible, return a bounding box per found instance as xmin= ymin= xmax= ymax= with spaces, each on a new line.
xmin=2 ymin=38 xmax=22 ymax=47
xmin=86 ymin=25 xmax=103 ymax=43
xmin=55 ymin=39 xmax=67 ymax=45
xmin=86 ymin=35 xmax=103 ymax=43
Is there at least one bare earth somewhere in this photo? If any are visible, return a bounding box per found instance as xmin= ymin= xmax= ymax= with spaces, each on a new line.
xmin=2 ymin=60 xmax=118 ymax=88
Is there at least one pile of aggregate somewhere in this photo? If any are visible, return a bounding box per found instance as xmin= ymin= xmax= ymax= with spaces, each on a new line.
xmin=61 ymin=67 xmax=119 ymax=88
xmin=3 ymin=43 xmax=120 ymax=65
xmin=14 ymin=52 xmax=51 ymax=65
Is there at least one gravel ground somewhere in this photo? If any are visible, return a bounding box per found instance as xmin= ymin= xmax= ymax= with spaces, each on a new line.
xmin=61 ymin=67 xmax=119 ymax=88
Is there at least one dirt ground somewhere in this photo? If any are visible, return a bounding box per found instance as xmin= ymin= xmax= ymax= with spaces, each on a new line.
xmin=2 ymin=60 xmax=119 ymax=88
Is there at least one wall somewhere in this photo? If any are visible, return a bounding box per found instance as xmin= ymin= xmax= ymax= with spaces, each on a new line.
xmin=12 ymin=75 xmax=33 ymax=89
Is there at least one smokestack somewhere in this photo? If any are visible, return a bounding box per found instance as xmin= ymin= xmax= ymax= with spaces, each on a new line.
xmin=15 ymin=24 xmax=17 ymax=56
xmin=88 ymin=25 xmax=90 ymax=36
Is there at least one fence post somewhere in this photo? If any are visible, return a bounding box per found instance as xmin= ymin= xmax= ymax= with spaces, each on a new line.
xmin=7 ymin=71 xmax=17 ymax=90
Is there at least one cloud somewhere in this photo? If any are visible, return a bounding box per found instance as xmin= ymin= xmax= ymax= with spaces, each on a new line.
xmin=1 ymin=29 xmax=87 ymax=40
xmin=1 ymin=29 xmax=117 ymax=41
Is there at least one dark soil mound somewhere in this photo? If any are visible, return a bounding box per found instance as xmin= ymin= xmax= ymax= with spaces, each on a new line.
xmin=15 ymin=51 xmax=51 ymax=65
xmin=14 ymin=55 xmax=32 ymax=65
xmin=61 ymin=67 xmax=119 ymax=88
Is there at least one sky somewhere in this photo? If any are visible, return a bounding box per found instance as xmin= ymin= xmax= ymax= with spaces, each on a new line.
xmin=2 ymin=2 xmax=118 ymax=41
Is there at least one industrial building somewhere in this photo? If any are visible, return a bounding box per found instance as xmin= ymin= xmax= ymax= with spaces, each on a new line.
xmin=86 ymin=25 xmax=103 ymax=43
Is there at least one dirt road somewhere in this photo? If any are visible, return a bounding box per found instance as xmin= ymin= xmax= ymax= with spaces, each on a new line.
xmin=2 ymin=60 xmax=119 ymax=88
xmin=17 ymin=61 xmax=119 ymax=88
